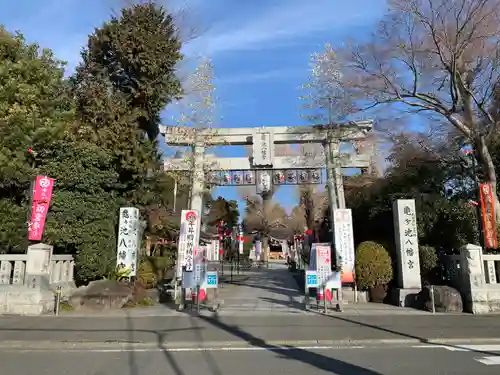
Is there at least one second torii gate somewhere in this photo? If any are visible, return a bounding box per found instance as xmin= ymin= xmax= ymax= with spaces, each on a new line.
xmin=160 ymin=121 xmax=374 ymax=241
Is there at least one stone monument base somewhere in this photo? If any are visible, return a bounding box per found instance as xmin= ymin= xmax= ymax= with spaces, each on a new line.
xmin=0 ymin=275 xmax=76 ymax=316
xmin=0 ymin=285 xmax=56 ymax=315
xmin=340 ymin=288 xmax=368 ymax=303
xmin=466 ymin=289 xmax=500 ymax=314
xmin=392 ymin=288 xmax=421 ymax=308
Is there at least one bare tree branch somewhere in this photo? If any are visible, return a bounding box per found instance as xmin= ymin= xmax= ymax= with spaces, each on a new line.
xmin=329 ymin=0 xmax=500 ymax=217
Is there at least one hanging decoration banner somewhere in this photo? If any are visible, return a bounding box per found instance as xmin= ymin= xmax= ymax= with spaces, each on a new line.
xmin=28 ymin=176 xmax=55 ymax=241
xmin=479 ymin=183 xmax=498 ymax=249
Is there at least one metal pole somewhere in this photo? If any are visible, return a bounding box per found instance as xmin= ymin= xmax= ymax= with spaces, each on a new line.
xmin=430 ymin=285 xmax=436 ymax=314
xmin=196 ymin=284 xmax=200 ymax=314
xmin=213 ymin=286 xmax=219 ymax=310
xmin=323 ymin=287 xmax=328 ymax=314
xmin=230 ymin=254 xmax=233 ymax=283
xmin=214 ymin=271 xmax=219 ymax=310
xmin=304 ymin=280 xmax=309 ymax=310
xmin=173 ymin=178 xmax=178 ymax=213
xmin=237 ymin=248 xmax=240 ymax=275
xmin=178 ymin=265 xmax=186 ymax=311
xmin=54 ymin=286 xmax=62 ymax=316
xmin=336 ymin=256 xmax=343 ymax=312
xmin=354 ymin=278 xmax=358 ymax=303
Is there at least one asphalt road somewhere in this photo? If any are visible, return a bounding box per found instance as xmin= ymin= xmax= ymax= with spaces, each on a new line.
xmin=2 ymin=343 xmax=499 ymax=375
xmin=1 ymin=313 xmax=500 ymax=345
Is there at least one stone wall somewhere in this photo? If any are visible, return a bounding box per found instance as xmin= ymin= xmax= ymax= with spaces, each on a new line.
xmin=0 ymin=245 xmax=76 ymax=315
xmin=445 ymin=244 xmax=500 ymax=314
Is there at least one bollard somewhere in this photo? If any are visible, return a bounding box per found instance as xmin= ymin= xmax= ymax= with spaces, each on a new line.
xmin=430 ymin=285 xmax=436 ymax=314
xmin=55 ymin=286 xmax=62 ymax=316
xmin=196 ymin=284 xmax=201 ymax=314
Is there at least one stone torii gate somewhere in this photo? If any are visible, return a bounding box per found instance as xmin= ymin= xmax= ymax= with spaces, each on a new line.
xmin=160 ymin=121 xmax=373 ymax=250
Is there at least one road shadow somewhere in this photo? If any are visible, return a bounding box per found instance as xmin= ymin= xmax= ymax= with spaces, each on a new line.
xmin=254 ymin=296 xmax=500 ymax=358
xmin=258 ymin=296 xmax=305 ymax=310
xmin=197 ymin=312 xmax=384 ymax=374
xmin=228 ymin=280 xmax=302 ymax=296
xmin=326 ymin=313 xmax=500 ymax=357
xmin=284 ymin=267 xmax=500 ymax=358
xmin=0 ymin=312 xmax=202 ymax=375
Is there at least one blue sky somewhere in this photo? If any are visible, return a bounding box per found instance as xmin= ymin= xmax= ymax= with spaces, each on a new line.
xmin=0 ymin=0 xmax=387 ymax=215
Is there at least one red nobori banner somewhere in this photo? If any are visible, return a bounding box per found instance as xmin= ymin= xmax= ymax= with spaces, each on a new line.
xmin=28 ymin=176 xmax=55 ymax=241
xmin=479 ymin=183 xmax=498 ymax=249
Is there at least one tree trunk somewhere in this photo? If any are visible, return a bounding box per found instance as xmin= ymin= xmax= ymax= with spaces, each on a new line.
xmin=262 ymin=235 xmax=269 ymax=263
xmin=304 ymin=190 xmax=315 ymax=230
xmin=475 ymin=136 xmax=500 ymax=222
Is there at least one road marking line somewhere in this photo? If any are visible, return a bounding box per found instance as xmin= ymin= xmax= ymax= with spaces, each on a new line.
xmin=441 ymin=345 xmax=500 ymax=352
xmin=412 ymin=344 xmax=500 ymax=352
xmin=11 ymin=345 xmax=371 ymax=353
xmin=475 ymin=356 xmax=500 ymax=365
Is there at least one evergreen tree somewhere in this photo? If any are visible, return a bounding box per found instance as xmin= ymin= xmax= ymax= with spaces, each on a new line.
xmin=62 ymin=2 xmax=184 ymax=280
xmin=0 ymin=27 xmax=71 ymax=252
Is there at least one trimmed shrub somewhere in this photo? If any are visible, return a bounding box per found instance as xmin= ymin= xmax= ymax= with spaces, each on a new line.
xmin=355 ymin=241 xmax=393 ymax=291
xmin=137 ymin=256 xmax=174 ymax=288
xmin=419 ymin=245 xmax=437 ymax=275
xmin=419 ymin=245 xmax=438 ymax=284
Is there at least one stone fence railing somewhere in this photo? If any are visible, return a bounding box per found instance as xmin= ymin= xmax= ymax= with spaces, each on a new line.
xmin=0 ymin=254 xmax=74 ymax=285
xmin=442 ymin=245 xmax=500 ymax=313
xmin=483 ymin=253 xmax=500 ymax=285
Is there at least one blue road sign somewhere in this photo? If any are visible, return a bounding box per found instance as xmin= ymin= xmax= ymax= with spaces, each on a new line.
xmin=305 ymin=271 xmax=318 ymax=287
xmin=206 ymin=271 xmax=218 ymax=288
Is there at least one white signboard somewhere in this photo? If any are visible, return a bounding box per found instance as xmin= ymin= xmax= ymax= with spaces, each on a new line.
xmin=116 ymin=207 xmax=140 ymax=276
xmin=310 ymin=243 xmax=331 ymax=287
xmin=212 ymin=239 xmax=220 ymax=261
xmin=253 ymin=131 xmax=274 ymax=166
xmin=393 ymin=199 xmax=421 ymax=289
xmin=333 ymin=209 xmax=355 ymax=283
xmin=177 ymin=210 xmax=200 ymax=275
xmin=309 ymin=243 xmax=341 ymax=289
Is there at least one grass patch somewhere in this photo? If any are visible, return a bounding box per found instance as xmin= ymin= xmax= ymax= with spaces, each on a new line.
xmin=59 ymin=301 xmax=74 ymax=311
xmin=123 ymin=297 xmax=155 ymax=308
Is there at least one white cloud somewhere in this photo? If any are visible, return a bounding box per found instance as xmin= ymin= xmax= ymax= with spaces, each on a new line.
xmin=215 ymin=68 xmax=302 ymax=85
xmin=182 ymin=0 xmax=385 ymax=57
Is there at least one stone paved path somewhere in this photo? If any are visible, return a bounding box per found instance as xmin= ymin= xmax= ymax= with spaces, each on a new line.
xmin=216 ymin=261 xmax=305 ymax=313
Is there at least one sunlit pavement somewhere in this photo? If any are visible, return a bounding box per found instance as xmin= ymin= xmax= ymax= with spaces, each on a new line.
xmin=2 ymin=342 xmax=500 ymax=375
xmin=1 ymin=262 xmax=500 ymax=374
